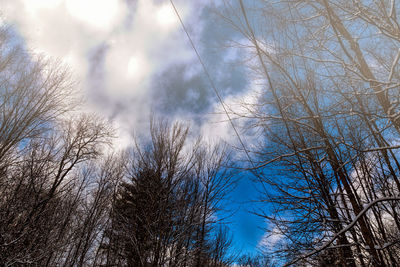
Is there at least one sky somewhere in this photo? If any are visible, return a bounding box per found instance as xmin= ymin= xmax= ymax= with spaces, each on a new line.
xmin=0 ymin=0 xmax=271 ymax=257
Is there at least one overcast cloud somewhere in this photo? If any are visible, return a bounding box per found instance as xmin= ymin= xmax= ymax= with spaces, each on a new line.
xmin=2 ymin=0 xmax=252 ymax=148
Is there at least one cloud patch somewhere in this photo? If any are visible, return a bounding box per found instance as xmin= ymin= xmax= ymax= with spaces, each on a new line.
xmin=2 ymin=0 xmax=250 ymax=149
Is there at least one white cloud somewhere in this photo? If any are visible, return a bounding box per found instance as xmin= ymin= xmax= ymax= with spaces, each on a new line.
xmin=2 ymin=0 xmax=230 ymax=150
xmin=65 ymin=0 xmax=123 ymax=32
xmin=258 ymin=223 xmax=284 ymax=249
xmin=3 ymin=0 xmax=188 ymax=99
xmin=104 ymin=40 xmax=152 ymax=96
xmin=4 ymin=0 xmax=128 ymax=72
xmin=95 ymin=0 xmax=193 ymax=117
xmin=127 ymin=55 xmax=146 ymax=79
xmin=199 ymin=83 xmax=261 ymax=149
xmin=21 ymin=0 xmax=63 ymax=13
xmin=111 ymin=118 xmax=134 ymax=152
xmin=156 ymin=4 xmax=178 ymax=30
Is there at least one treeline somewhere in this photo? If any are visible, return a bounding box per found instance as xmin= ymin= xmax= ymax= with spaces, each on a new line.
xmin=0 ymin=27 xmax=234 ymax=266
xmin=227 ymin=0 xmax=400 ymax=266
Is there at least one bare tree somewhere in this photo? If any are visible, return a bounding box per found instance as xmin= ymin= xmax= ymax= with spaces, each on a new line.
xmin=0 ymin=26 xmax=75 ymax=166
xmin=100 ymin=119 xmax=235 ymax=267
xmin=0 ymin=25 xmax=122 ymax=265
xmin=221 ymin=0 xmax=400 ymax=265
xmin=0 ymin=114 xmax=113 ymax=266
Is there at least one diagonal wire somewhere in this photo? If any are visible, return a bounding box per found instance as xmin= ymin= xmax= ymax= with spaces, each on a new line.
xmin=169 ymin=0 xmax=256 ymax=169
xmin=169 ymin=3 xmax=275 ymax=250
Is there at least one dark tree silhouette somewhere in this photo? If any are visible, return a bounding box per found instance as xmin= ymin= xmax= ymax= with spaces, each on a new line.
xmin=101 ymin=120 xmax=235 ymax=267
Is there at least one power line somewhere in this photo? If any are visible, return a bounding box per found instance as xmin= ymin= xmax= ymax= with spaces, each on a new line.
xmin=169 ymin=1 xmax=273 ymax=243
xmin=169 ymin=0 xmax=256 ymax=169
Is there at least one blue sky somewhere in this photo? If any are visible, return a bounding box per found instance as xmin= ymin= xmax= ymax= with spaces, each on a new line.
xmin=1 ymin=0 xmax=272 ymax=256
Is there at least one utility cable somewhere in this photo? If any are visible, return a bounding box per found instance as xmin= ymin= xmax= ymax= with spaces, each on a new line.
xmin=169 ymin=0 xmax=256 ymax=169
